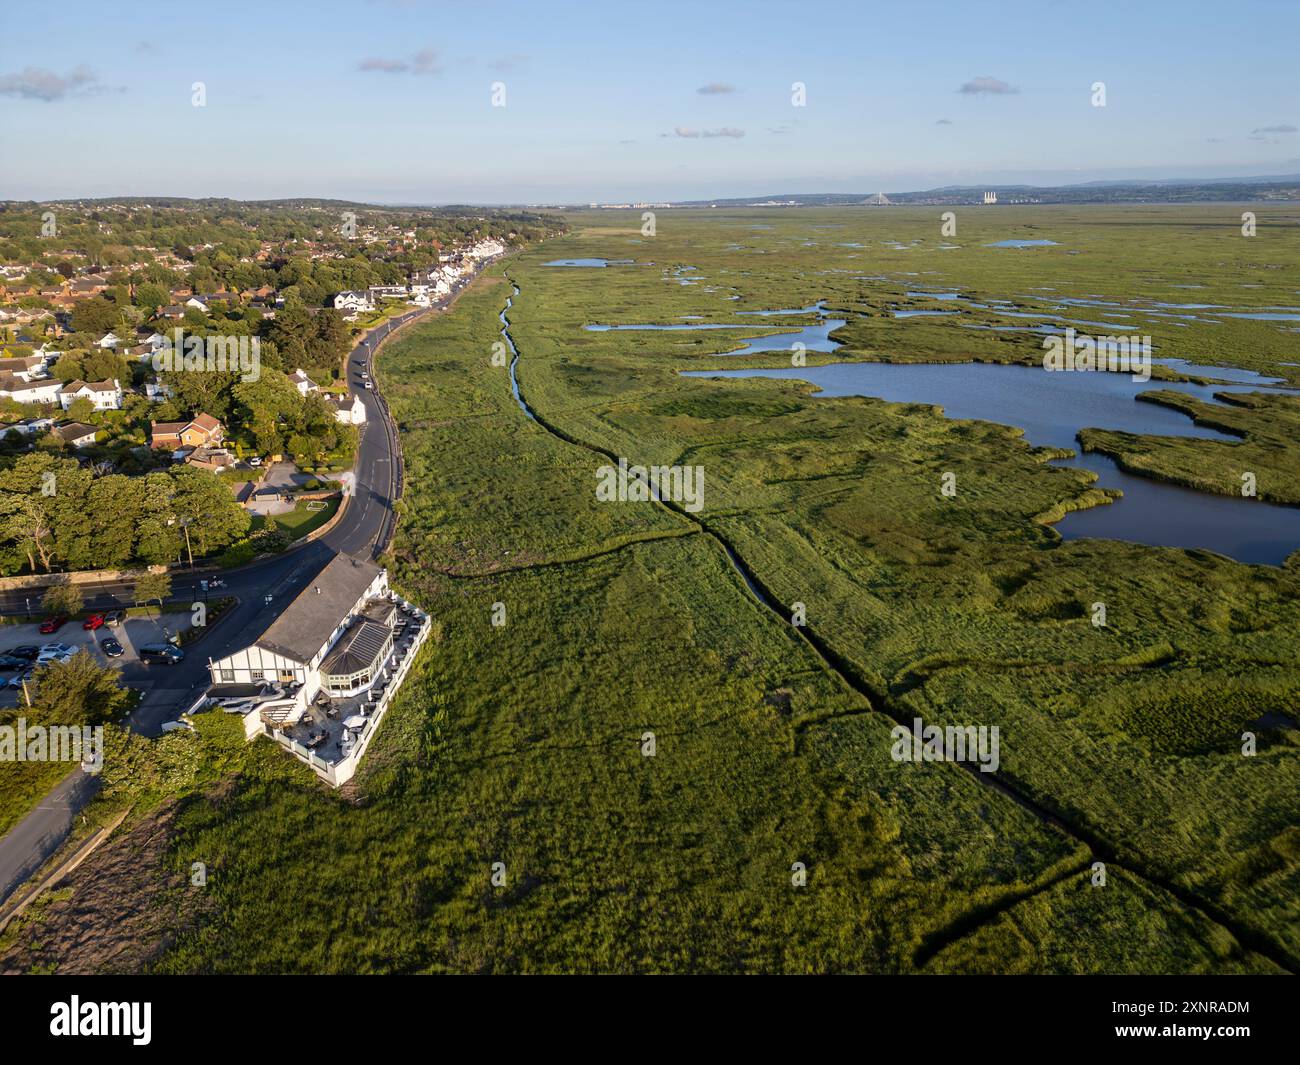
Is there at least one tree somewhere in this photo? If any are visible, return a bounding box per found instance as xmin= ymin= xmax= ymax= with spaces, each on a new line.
xmin=133 ymin=569 xmax=172 ymax=612
xmin=134 ymin=282 xmax=167 ymax=311
xmin=42 ymin=580 xmax=84 ymax=617
xmin=70 ymin=296 xmax=120 ymax=337
xmin=31 ymin=652 xmax=130 ymax=726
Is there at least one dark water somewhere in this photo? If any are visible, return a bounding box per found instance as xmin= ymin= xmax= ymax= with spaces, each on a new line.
xmin=682 ymin=360 xmax=1300 ymax=564
xmin=584 ymin=304 xmax=846 ymax=356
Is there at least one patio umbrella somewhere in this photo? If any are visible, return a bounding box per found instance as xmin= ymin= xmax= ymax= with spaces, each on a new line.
xmin=343 ymin=715 xmax=368 ymax=729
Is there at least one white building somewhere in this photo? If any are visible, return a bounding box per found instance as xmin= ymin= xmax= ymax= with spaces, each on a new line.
xmin=289 ymin=368 xmax=318 ymax=395
xmin=368 ymin=284 xmax=408 ymax=301
xmin=324 ymin=391 xmax=366 ymax=425
xmin=0 ymin=375 xmax=63 ymax=405
xmin=59 ymin=378 xmax=122 ymax=411
xmin=208 ymin=554 xmax=394 ymax=714
xmin=96 ymin=332 xmax=121 ymax=349
xmin=332 ymin=290 xmax=375 ymax=313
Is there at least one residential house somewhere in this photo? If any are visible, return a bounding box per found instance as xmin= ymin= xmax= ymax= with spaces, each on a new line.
xmin=289 ymin=368 xmax=318 ymax=395
xmin=0 ymin=354 xmax=48 ymax=381
xmin=185 ymin=446 xmax=235 ymax=472
xmin=0 ymin=374 xmax=63 ymax=405
xmin=323 ymin=391 xmax=366 ymax=425
xmin=59 ymin=378 xmax=122 ymax=411
xmin=5 ymin=417 xmax=54 ymax=438
xmin=150 ymin=412 xmax=224 ymax=450
xmin=332 ymin=290 xmax=374 ymax=313
xmin=367 ymin=284 xmax=408 ymax=301
xmin=96 ymin=331 xmax=121 ymax=349
xmin=184 ymin=296 xmax=210 ymax=312
xmin=52 ymin=421 xmax=98 ymax=448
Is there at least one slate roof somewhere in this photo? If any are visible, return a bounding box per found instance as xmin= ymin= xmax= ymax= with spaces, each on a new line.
xmin=254 ymin=553 xmax=383 ymax=664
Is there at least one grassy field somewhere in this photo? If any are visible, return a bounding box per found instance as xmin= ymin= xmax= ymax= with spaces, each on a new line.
xmin=3 ymin=205 xmax=1297 ymax=973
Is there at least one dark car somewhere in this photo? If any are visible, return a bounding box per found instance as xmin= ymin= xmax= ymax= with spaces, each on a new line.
xmin=139 ymin=643 xmax=184 ymax=664
xmin=82 ymin=613 xmax=106 ymax=630
xmin=100 ymin=637 xmax=124 ymax=658
xmin=8 ymin=645 xmax=40 ymax=661
xmin=0 ymin=654 xmax=28 ymax=670
xmin=38 ymin=616 xmax=67 ymax=634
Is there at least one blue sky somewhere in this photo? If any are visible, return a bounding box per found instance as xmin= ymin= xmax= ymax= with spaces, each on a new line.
xmin=1 ymin=0 xmax=1296 ymax=203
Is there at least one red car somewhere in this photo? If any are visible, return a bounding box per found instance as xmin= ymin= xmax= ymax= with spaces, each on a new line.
xmin=38 ymin=616 xmax=67 ymax=634
xmin=82 ymin=613 xmax=106 ymax=631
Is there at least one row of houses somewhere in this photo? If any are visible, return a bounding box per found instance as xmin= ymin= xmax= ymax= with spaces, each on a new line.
xmin=331 ymin=238 xmax=507 ymax=318
xmin=0 ymin=372 xmax=123 ymax=410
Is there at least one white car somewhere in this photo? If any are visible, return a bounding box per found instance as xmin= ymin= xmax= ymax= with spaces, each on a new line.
xmin=161 ymin=719 xmax=196 ymax=733
xmin=248 ymin=456 xmax=263 ymax=467
xmin=36 ymin=649 xmax=76 ymax=666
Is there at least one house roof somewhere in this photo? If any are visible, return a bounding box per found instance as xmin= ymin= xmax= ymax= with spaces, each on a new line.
xmin=191 ymin=412 xmax=221 ymax=433
xmin=151 ymin=420 xmax=187 ymax=437
xmin=319 ymin=618 xmax=391 ymax=678
xmin=254 ymin=553 xmax=383 ymax=664
xmin=53 ymin=421 xmax=97 ymax=443
xmin=63 ymin=378 xmax=118 ymax=394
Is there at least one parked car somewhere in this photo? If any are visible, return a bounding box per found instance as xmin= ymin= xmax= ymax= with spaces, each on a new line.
xmin=8 ymin=645 xmax=40 ymax=661
xmin=36 ymin=649 xmax=75 ymax=666
xmin=139 ymin=643 xmax=184 ymax=665
xmin=82 ymin=613 xmax=106 ymax=630
xmin=104 ymin=609 xmax=126 ymax=627
xmin=248 ymin=456 xmax=262 ymax=467
xmin=0 ymin=654 xmax=29 ymax=670
xmin=364 ymin=381 xmax=374 ymax=390
xmin=7 ymin=668 xmax=33 ymax=689
xmin=38 ymin=616 xmax=67 ymax=634
xmin=39 ymin=643 xmax=75 ymax=657
xmin=101 ymin=637 xmax=124 ymax=658
xmin=160 ymin=719 xmax=195 ymax=733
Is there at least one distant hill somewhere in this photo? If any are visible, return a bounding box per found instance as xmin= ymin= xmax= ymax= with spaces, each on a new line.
xmin=670 ymin=175 xmax=1300 ymax=208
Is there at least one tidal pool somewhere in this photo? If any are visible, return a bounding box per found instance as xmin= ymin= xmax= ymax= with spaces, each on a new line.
xmin=682 ymin=359 xmax=1300 ymax=564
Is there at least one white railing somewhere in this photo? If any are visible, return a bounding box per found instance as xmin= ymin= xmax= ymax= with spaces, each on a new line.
xmin=267 ymin=596 xmax=432 ymax=787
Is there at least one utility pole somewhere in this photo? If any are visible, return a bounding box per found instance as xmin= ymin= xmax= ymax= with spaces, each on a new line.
xmin=180 ymin=518 xmax=194 ymax=568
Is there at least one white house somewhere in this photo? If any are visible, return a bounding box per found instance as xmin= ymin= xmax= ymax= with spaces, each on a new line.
xmin=324 ymin=391 xmax=366 ymax=425
xmin=368 ymin=284 xmax=408 ymax=301
xmin=332 ymin=290 xmax=374 ymax=313
xmin=96 ymin=331 xmax=121 ymax=349
xmin=0 ymin=354 xmax=47 ymax=381
xmin=184 ymin=296 xmax=209 ymax=312
xmin=289 ymin=368 xmax=318 ymax=395
xmin=0 ymin=375 xmax=63 ymax=405
xmin=6 ymin=417 xmax=54 ymax=438
xmin=208 ymin=554 xmax=394 ymax=724
xmin=468 ymin=238 xmax=506 ymax=260
xmin=59 ymin=378 xmax=122 ymax=411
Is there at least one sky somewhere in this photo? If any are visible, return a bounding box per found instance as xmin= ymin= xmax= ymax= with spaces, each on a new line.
xmin=1 ymin=0 xmax=1297 ymax=204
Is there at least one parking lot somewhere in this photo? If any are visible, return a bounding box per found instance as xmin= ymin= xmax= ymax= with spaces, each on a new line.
xmin=0 ymin=611 xmax=195 ymax=706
